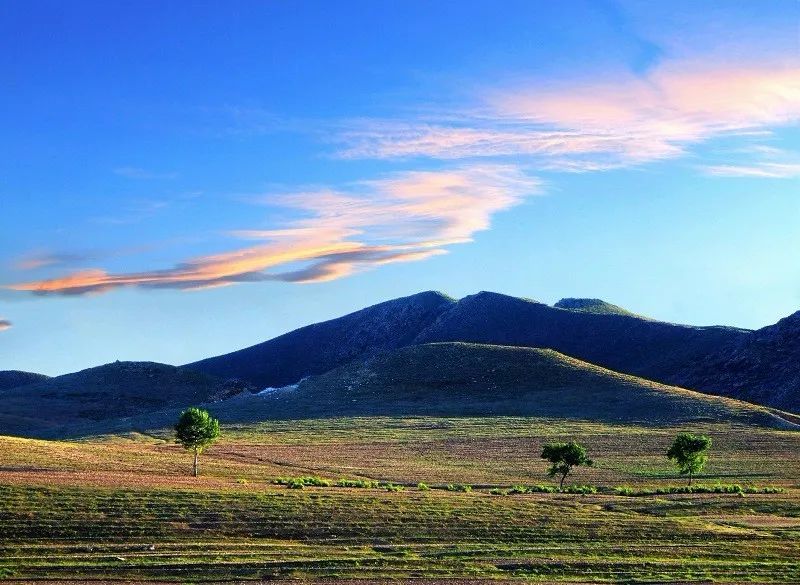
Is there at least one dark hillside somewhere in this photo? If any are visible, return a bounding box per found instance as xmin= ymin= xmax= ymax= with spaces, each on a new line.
xmin=0 ymin=361 xmax=250 ymax=437
xmin=0 ymin=370 xmax=50 ymax=391
xmin=80 ymin=342 xmax=795 ymax=434
xmin=185 ymin=291 xmax=455 ymax=388
xmin=673 ymin=311 xmax=800 ymax=412
xmin=415 ymin=292 xmax=750 ymax=387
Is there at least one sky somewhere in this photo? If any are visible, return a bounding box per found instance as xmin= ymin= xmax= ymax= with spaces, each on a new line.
xmin=1 ymin=0 xmax=799 ymax=376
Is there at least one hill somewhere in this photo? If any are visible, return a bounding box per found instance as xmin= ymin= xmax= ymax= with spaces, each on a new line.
xmin=0 ymin=370 xmax=50 ymax=391
xmin=672 ymin=311 xmax=800 ymax=412
xmin=414 ymin=292 xmax=751 ymax=388
xmin=186 ymin=290 xmax=455 ymax=388
xmin=0 ymin=361 xmax=252 ymax=437
xmin=98 ymin=342 xmax=794 ymax=433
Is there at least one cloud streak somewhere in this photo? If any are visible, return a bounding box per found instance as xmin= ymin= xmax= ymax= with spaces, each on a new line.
xmin=333 ymin=60 xmax=800 ymax=171
xmin=0 ymin=320 xmax=11 ymax=331
xmin=702 ymin=162 xmax=800 ymax=179
xmin=8 ymin=165 xmax=539 ymax=295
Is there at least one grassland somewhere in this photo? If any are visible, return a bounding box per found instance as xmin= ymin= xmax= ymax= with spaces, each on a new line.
xmin=1 ymin=416 xmax=799 ymax=583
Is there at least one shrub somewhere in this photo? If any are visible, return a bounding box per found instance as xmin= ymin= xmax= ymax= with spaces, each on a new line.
xmin=336 ymin=479 xmax=379 ymax=489
xmin=561 ymin=484 xmax=597 ymax=494
xmin=384 ymin=483 xmax=405 ymax=492
xmin=273 ymin=476 xmax=331 ymax=488
xmin=236 ymin=478 xmax=249 ymax=485
xmin=490 ymin=487 xmax=507 ymax=495
xmin=417 ymin=482 xmax=430 ymax=491
xmin=506 ymin=485 xmax=557 ymax=495
xmin=446 ymin=483 xmax=472 ymax=493
xmin=613 ymin=484 xmax=783 ymax=497
xmin=528 ymin=484 xmax=557 ymax=493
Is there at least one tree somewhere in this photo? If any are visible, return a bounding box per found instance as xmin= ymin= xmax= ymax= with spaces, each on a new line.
xmin=174 ymin=407 xmax=220 ymax=477
xmin=667 ymin=432 xmax=711 ymax=486
xmin=540 ymin=441 xmax=593 ymax=490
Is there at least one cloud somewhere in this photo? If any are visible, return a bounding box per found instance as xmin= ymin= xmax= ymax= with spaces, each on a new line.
xmin=702 ymin=162 xmax=800 ymax=179
xmin=332 ymin=60 xmax=800 ymax=171
xmin=14 ymin=252 xmax=94 ymax=271
xmin=0 ymin=320 xmax=11 ymax=331
xmin=8 ymin=165 xmax=540 ymax=295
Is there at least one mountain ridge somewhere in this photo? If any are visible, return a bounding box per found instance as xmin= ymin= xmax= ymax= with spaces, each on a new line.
xmin=185 ymin=290 xmax=455 ymax=388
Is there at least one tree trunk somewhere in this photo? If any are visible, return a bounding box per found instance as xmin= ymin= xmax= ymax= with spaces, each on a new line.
xmin=688 ymin=471 xmax=692 ymax=487
xmin=193 ymin=448 xmax=199 ymax=477
xmin=560 ymin=473 xmax=566 ymax=490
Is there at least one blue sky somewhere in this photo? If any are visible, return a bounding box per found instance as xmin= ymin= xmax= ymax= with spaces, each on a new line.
xmin=1 ymin=0 xmax=799 ymax=375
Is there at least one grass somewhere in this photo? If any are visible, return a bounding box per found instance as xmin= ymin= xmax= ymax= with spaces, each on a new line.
xmin=0 ymin=415 xmax=798 ymax=582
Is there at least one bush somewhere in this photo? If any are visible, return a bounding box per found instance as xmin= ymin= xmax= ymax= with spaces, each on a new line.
xmin=273 ymin=476 xmax=331 ymax=488
xmin=236 ymin=478 xmax=249 ymax=485
xmin=561 ymin=484 xmax=597 ymax=494
xmin=336 ymin=479 xmax=379 ymax=489
xmin=505 ymin=485 xmax=557 ymax=495
xmin=417 ymin=482 xmax=430 ymax=491
xmin=613 ymin=484 xmax=783 ymax=496
xmin=384 ymin=483 xmax=405 ymax=492
xmin=490 ymin=487 xmax=507 ymax=495
xmin=446 ymin=483 xmax=472 ymax=493
xmin=528 ymin=484 xmax=557 ymax=493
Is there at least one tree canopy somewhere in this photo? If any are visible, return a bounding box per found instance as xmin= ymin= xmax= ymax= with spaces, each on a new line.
xmin=540 ymin=441 xmax=593 ymax=489
xmin=667 ymin=432 xmax=711 ymax=485
xmin=175 ymin=407 xmax=220 ymax=477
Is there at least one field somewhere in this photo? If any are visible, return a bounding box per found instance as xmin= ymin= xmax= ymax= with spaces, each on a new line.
xmin=1 ymin=416 xmax=799 ymax=583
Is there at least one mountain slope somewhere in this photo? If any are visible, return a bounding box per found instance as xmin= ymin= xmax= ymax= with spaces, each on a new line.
xmin=0 ymin=370 xmax=50 ymax=391
xmin=88 ymin=343 xmax=795 ymax=433
xmin=0 ymin=361 xmax=251 ymax=437
xmin=185 ymin=291 xmax=455 ymax=388
xmin=673 ymin=311 xmax=800 ymax=412
xmin=415 ymin=292 xmax=751 ymax=389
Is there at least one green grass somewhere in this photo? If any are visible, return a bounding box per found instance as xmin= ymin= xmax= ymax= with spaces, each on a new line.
xmin=0 ymin=415 xmax=798 ymax=582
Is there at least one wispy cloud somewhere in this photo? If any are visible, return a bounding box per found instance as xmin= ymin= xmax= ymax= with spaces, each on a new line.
xmin=333 ymin=60 xmax=800 ymax=171
xmin=7 ymin=165 xmax=539 ymax=295
xmin=14 ymin=252 xmax=94 ymax=271
xmin=702 ymin=162 xmax=800 ymax=179
xmin=0 ymin=319 xmax=11 ymax=331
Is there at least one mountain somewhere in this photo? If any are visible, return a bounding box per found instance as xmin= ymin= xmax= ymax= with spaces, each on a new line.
xmin=0 ymin=361 xmax=252 ymax=437
xmin=672 ymin=311 xmax=800 ymax=412
xmin=0 ymin=370 xmax=50 ymax=391
xmin=80 ymin=343 xmax=797 ymax=434
xmin=186 ymin=291 xmax=455 ymax=388
xmin=183 ymin=290 xmax=797 ymax=412
xmin=415 ymin=292 xmax=751 ymax=387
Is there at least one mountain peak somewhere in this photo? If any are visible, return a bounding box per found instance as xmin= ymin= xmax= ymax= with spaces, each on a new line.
xmin=554 ymin=298 xmax=640 ymax=317
xmin=463 ymin=291 xmax=544 ymax=305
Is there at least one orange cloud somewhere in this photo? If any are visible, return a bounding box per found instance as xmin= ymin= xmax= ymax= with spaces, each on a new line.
xmin=0 ymin=319 xmax=11 ymax=331
xmin=8 ymin=165 xmax=539 ymax=295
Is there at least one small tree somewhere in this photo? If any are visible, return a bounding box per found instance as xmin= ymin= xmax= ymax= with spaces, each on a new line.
xmin=540 ymin=441 xmax=593 ymax=490
xmin=667 ymin=432 xmax=711 ymax=486
xmin=175 ymin=407 xmax=220 ymax=477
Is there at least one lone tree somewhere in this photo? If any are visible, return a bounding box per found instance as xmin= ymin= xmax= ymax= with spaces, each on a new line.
xmin=541 ymin=441 xmax=593 ymax=490
xmin=174 ymin=407 xmax=220 ymax=477
xmin=667 ymin=432 xmax=711 ymax=486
